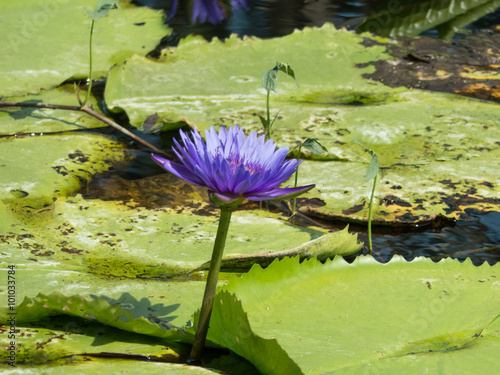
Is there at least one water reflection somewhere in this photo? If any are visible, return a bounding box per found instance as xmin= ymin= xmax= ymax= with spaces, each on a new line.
xmin=136 ymin=0 xmax=500 ymax=44
xmin=365 ymin=211 xmax=500 ymax=265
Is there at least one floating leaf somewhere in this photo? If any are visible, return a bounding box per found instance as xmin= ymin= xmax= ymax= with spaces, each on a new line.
xmin=195 ymin=226 xmax=362 ymax=271
xmin=1 ymin=195 xmax=327 ymax=275
xmin=0 ymin=85 xmax=107 ymax=135
xmin=0 ymin=316 xmax=184 ymax=364
xmin=208 ymin=256 xmax=500 ymax=374
xmin=0 ymin=359 xmax=222 ymax=374
xmin=0 ymin=292 xmax=191 ymax=343
xmin=0 ymin=0 xmax=168 ymax=95
xmin=194 ymin=290 xmax=302 ymax=375
xmin=104 ymin=25 xmax=392 ymax=131
xmin=0 ymin=133 xmax=129 ymax=209
xmin=103 ymin=26 xmax=500 ymax=223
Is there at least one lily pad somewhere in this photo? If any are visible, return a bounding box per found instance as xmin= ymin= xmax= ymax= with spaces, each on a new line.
xmin=0 ymin=132 xmax=130 ymax=210
xmin=1 ymin=359 xmax=220 ymax=375
xmin=0 ymin=292 xmax=191 ymax=344
xmin=2 ymin=195 xmax=330 ymax=277
xmin=207 ymin=256 xmax=500 ymax=374
xmin=0 ymin=85 xmax=107 ymax=135
xmin=0 ymin=316 xmax=186 ymax=364
xmin=104 ymin=24 xmax=394 ymax=131
xmin=0 ymin=0 xmax=169 ymax=95
xmin=363 ymin=29 xmax=500 ymax=103
xmin=103 ymin=25 xmax=500 ymax=223
xmin=195 ymin=226 xmax=362 ymax=271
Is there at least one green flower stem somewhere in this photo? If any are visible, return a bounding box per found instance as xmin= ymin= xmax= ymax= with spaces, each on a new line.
xmin=367 ymin=174 xmax=377 ymax=253
xmin=189 ymin=206 xmax=234 ymax=362
xmin=292 ymin=144 xmax=303 ymax=215
xmin=82 ymin=19 xmax=95 ymax=107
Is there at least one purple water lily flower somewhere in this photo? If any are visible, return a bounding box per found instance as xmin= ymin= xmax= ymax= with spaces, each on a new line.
xmin=191 ymin=0 xmax=225 ymax=24
xmin=170 ymin=0 xmax=249 ymax=25
xmin=151 ymin=125 xmax=314 ymax=205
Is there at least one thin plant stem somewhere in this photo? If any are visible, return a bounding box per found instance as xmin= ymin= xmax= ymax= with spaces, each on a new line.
xmin=82 ymin=19 xmax=95 ymax=107
xmin=0 ymin=101 xmax=167 ymax=156
xmin=189 ymin=207 xmax=233 ymax=363
xmin=292 ymin=144 xmax=303 ymax=215
xmin=266 ymin=90 xmax=271 ymax=139
xmin=367 ymin=174 xmax=377 ymax=253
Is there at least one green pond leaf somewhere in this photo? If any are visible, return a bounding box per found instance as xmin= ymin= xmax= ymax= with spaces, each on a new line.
xmin=103 ymin=25 xmax=499 ymax=223
xmin=2 ymin=195 xmax=328 ymax=277
xmin=207 ymin=256 xmax=500 ymax=374
xmin=0 ymin=292 xmax=191 ymax=343
xmin=104 ymin=25 xmax=393 ymax=131
xmin=0 ymin=85 xmax=107 ymax=135
xmin=301 ymin=138 xmax=329 ymax=156
xmin=0 ymin=316 xmax=185 ymax=364
xmin=195 ymin=226 xmax=362 ymax=271
xmin=262 ymin=68 xmax=279 ymax=93
xmin=88 ymin=0 xmax=119 ymax=21
xmin=275 ymin=62 xmax=299 ymax=88
xmin=1 ymin=359 xmax=221 ymax=375
xmin=192 ymin=290 xmax=303 ymax=375
xmin=0 ymin=0 xmax=168 ymax=95
xmin=436 ymin=0 xmax=500 ymax=39
xmin=0 ymin=265 xmax=209 ymax=330
xmin=353 ymin=140 xmax=379 ymax=181
xmin=0 ymin=133 xmax=130 ymax=210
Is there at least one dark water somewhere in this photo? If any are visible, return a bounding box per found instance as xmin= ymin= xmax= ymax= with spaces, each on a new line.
xmin=135 ymin=0 xmax=500 ymax=45
xmin=117 ymin=1 xmax=500 ymax=266
xmin=364 ymin=211 xmax=500 ymax=265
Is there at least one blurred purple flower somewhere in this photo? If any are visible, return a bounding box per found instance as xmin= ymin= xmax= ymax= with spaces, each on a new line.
xmin=152 ymin=125 xmax=314 ymax=205
xmin=191 ymin=0 xmax=225 ymax=24
xmin=170 ymin=0 xmax=249 ymax=24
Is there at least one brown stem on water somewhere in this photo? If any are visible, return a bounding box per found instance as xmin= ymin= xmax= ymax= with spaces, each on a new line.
xmin=0 ymin=101 xmax=167 ymax=156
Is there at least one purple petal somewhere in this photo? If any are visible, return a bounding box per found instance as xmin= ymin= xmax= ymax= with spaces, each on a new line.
xmin=191 ymin=0 xmax=226 ymax=24
xmin=244 ymin=184 xmax=315 ymax=201
xmin=151 ymin=154 xmax=205 ymax=186
xmin=231 ymin=0 xmax=249 ymax=11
